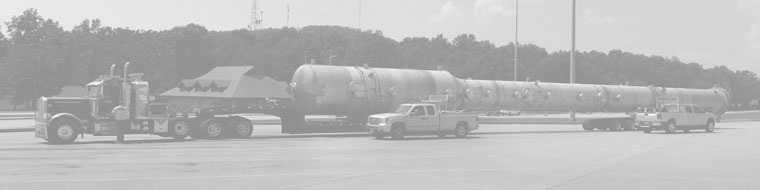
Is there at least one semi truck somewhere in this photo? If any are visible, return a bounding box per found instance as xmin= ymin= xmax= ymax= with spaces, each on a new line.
xmin=36 ymin=63 xmax=730 ymax=143
xmin=35 ymin=63 xmax=196 ymax=143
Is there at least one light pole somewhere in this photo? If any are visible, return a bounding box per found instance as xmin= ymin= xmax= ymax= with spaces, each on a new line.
xmin=304 ymin=50 xmax=309 ymax=64
xmin=514 ymin=0 xmax=518 ymax=81
xmin=328 ymin=49 xmax=336 ymax=65
xmin=570 ymin=0 xmax=576 ymax=84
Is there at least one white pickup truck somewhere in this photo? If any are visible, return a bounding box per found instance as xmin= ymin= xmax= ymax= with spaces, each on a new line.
xmin=367 ymin=103 xmax=478 ymax=140
xmin=635 ymin=103 xmax=716 ymax=133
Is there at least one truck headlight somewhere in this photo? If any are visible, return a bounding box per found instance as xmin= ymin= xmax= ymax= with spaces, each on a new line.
xmin=378 ymin=118 xmax=387 ymax=125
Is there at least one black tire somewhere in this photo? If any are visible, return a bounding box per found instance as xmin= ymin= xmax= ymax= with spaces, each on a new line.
xmin=609 ymin=121 xmax=622 ymax=131
xmin=390 ymin=126 xmax=405 ymax=140
xmin=170 ymin=120 xmax=191 ymax=139
xmin=643 ymin=127 xmax=652 ymax=133
xmin=373 ymin=132 xmax=384 ymax=139
xmin=454 ymin=123 xmax=468 ymax=138
xmin=705 ymin=121 xmax=715 ymax=133
xmin=47 ymin=120 xmax=79 ymax=144
xmin=227 ymin=118 xmax=253 ymax=138
xmin=664 ymin=121 xmax=676 ymax=134
xmin=194 ymin=118 xmax=224 ymax=139
xmin=582 ymin=122 xmax=593 ymax=131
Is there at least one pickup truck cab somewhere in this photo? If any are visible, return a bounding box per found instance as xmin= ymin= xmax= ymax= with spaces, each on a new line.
xmin=367 ymin=103 xmax=478 ymax=140
xmin=635 ymin=103 xmax=716 ymax=133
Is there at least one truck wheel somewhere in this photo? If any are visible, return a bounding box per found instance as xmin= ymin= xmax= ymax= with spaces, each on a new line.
xmin=582 ymin=122 xmax=593 ymax=131
xmin=609 ymin=121 xmax=622 ymax=131
xmin=170 ymin=120 xmax=190 ymax=139
xmin=664 ymin=121 xmax=676 ymax=134
xmin=196 ymin=118 xmax=224 ymax=139
xmin=373 ymin=132 xmax=385 ymax=139
xmin=390 ymin=126 xmax=405 ymax=140
xmin=48 ymin=120 xmax=79 ymax=144
xmin=228 ymin=119 xmax=253 ymax=138
xmin=705 ymin=121 xmax=715 ymax=133
xmin=454 ymin=123 xmax=468 ymax=138
xmin=643 ymin=127 xmax=652 ymax=133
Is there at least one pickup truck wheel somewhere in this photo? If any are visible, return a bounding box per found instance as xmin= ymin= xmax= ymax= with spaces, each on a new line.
xmin=390 ymin=126 xmax=405 ymax=140
xmin=48 ymin=120 xmax=79 ymax=144
xmin=170 ymin=120 xmax=190 ymax=139
xmin=665 ymin=121 xmax=676 ymax=134
xmin=705 ymin=121 xmax=715 ymax=133
xmin=454 ymin=123 xmax=468 ymax=138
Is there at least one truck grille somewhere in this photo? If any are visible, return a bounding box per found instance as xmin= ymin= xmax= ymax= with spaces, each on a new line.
xmin=368 ymin=117 xmax=381 ymax=125
xmin=36 ymin=98 xmax=46 ymax=122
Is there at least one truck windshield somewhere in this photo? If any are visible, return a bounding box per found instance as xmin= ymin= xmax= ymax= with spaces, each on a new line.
xmin=87 ymin=85 xmax=100 ymax=97
xmin=395 ymin=105 xmax=413 ymax=114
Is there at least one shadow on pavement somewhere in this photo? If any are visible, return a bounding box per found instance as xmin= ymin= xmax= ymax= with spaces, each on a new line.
xmin=42 ymin=138 xmax=196 ymax=145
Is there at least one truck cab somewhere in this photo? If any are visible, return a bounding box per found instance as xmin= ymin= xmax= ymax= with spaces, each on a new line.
xmin=35 ymin=63 xmax=176 ymax=144
xmin=367 ymin=103 xmax=478 ymax=140
xmin=635 ymin=101 xmax=716 ymax=134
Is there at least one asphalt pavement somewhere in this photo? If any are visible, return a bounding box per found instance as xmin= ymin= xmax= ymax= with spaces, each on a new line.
xmin=1 ymin=122 xmax=758 ymax=190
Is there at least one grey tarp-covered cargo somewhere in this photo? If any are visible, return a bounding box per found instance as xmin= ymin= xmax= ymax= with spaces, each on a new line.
xmin=160 ymin=66 xmax=290 ymax=99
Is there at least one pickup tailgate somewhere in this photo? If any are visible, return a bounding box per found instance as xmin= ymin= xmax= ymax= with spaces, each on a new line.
xmin=635 ymin=113 xmax=660 ymax=123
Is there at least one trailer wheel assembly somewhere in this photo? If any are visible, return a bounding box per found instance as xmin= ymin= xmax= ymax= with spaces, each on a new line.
xmin=608 ymin=120 xmax=622 ymax=131
xmin=170 ymin=120 xmax=191 ymax=139
xmin=192 ymin=118 xmax=224 ymax=139
xmin=226 ymin=118 xmax=253 ymax=138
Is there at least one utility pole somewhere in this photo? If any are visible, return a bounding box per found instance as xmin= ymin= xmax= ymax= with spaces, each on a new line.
xmin=570 ymin=0 xmax=576 ymax=84
xmin=304 ymin=50 xmax=309 ymax=64
xmin=328 ymin=49 xmax=336 ymax=65
xmin=359 ymin=0 xmax=362 ymax=29
xmin=287 ymin=4 xmax=290 ymax=27
xmin=514 ymin=0 xmax=519 ymax=81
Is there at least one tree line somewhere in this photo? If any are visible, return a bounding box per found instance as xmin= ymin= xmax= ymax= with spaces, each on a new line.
xmin=1 ymin=8 xmax=758 ymax=110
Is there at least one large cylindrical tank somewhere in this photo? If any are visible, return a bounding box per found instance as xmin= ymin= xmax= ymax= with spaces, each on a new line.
xmin=654 ymin=87 xmax=729 ymax=113
xmin=290 ymin=65 xmax=464 ymax=117
xmin=291 ymin=65 xmax=730 ymax=116
xmin=460 ymin=80 xmax=657 ymax=112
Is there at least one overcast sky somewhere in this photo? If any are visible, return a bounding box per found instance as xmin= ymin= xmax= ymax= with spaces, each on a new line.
xmin=2 ymin=0 xmax=759 ymax=74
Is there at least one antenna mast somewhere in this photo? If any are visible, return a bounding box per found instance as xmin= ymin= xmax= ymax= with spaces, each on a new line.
xmin=248 ymin=0 xmax=263 ymax=30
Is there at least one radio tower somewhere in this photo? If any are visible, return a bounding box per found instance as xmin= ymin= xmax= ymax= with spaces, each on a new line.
xmin=248 ymin=0 xmax=263 ymax=30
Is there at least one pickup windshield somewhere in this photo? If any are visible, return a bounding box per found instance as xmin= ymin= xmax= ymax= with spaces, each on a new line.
xmin=395 ymin=105 xmax=413 ymax=114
